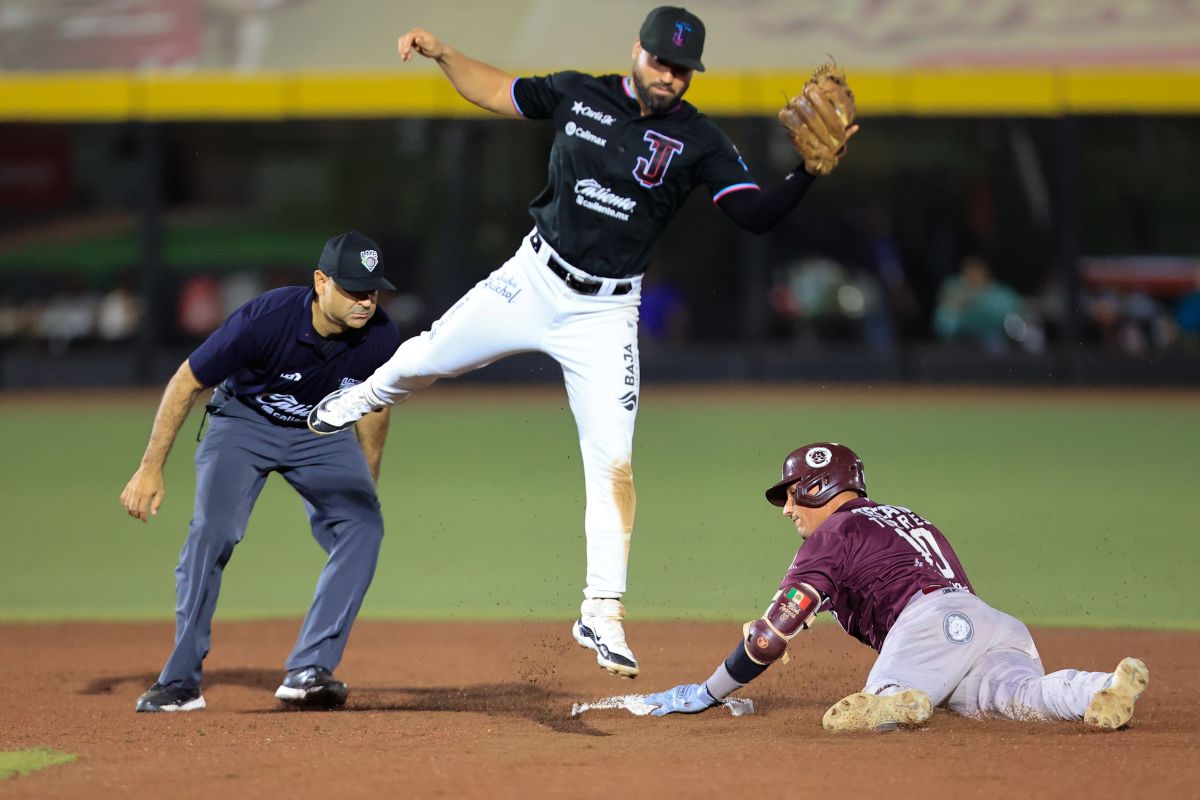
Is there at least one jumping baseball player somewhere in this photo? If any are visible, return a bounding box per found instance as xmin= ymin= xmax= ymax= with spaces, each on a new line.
xmin=120 ymin=231 xmax=401 ymax=712
xmin=644 ymin=443 xmax=1150 ymax=730
xmin=306 ymin=6 xmax=858 ymax=678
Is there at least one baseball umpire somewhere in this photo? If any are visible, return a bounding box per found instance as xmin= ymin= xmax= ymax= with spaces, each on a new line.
xmin=120 ymin=231 xmax=401 ymax=712
xmin=306 ymin=6 xmax=858 ymax=679
xmin=644 ymin=443 xmax=1150 ymax=730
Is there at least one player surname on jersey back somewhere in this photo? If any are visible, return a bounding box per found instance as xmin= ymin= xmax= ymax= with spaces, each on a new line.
xmin=852 ymin=504 xmax=968 ymax=585
xmin=851 ymin=504 xmax=929 ymax=530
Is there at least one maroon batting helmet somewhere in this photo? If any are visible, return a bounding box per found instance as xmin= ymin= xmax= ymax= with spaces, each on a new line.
xmin=764 ymin=443 xmax=867 ymax=508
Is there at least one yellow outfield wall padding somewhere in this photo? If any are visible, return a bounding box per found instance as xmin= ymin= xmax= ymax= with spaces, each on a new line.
xmin=294 ymin=74 xmax=509 ymax=118
xmin=0 ymin=73 xmax=134 ymax=121
xmin=907 ymin=72 xmax=1061 ymax=116
xmin=1 ymin=69 xmax=1198 ymax=121
xmin=688 ymin=71 xmax=902 ymax=116
xmin=1065 ymin=72 xmax=1200 ymax=113
xmin=137 ymin=72 xmax=290 ymax=120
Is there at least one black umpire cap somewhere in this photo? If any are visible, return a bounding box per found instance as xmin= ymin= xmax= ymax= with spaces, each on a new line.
xmin=639 ymin=6 xmax=706 ymax=72
xmin=317 ymin=231 xmax=396 ymax=291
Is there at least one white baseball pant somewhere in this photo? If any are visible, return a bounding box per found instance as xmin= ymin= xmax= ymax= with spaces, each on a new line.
xmin=863 ymin=588 xmax=1112 ymax=721
xmin=362 ymin=230 xmax=643 ymax=599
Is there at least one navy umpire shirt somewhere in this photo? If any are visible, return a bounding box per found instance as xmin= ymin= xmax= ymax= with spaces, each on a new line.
xmin=188 ymin=286 xmax=401 ymax=427
xmin=512 ymin=71 xmax=759 ymax=278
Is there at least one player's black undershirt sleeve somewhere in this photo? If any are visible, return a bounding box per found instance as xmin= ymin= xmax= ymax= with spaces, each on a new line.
xmin=716 ymin=166 xmax=816 ymax=234
xmin=724 ymin=638 xmax=771 ymax=684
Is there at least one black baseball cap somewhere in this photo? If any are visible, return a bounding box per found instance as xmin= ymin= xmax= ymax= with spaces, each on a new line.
xmin=639 ymin=6 xmax=706 ymax=72
xmin=317 ymin=231 xmax=396 ymax=292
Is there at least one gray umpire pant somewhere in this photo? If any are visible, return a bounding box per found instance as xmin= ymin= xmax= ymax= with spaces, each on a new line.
xmin=158 ymin=398 xmax=384 ymax=688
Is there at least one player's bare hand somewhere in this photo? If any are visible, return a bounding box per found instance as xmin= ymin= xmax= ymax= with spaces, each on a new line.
xmin=121 ymin=468 xmax=165 ymax=522
xmin=398 ymin=28 xmax=446 ymax=62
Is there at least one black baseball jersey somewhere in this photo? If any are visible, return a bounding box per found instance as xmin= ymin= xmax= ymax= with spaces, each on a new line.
xmin=511 ymin=71 xmax=759 ymax=278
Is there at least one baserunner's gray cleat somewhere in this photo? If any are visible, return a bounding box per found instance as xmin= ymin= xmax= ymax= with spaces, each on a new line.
xmin=1085 ymin=657 xmax=1149 ymax=730
xmin=822 ymin=688 xmax=932 ymax=732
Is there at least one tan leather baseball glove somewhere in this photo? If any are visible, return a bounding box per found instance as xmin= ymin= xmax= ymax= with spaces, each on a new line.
xmin=778 ymin=63 xmax=858 ymax=176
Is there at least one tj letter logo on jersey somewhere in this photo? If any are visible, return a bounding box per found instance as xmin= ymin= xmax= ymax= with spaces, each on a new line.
xmin=944 ymin=612 xmax=974 ymax=644
xmin=633 ymin=130 xmax=684 ymax=188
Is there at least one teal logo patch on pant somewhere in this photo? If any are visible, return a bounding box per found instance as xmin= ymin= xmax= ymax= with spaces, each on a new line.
xmin=944 ymin=612 xmax=974 ymax=644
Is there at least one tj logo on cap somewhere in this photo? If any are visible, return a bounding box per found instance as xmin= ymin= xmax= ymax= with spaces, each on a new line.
xmin=360 ymin=250 xmax=379 ymax=271
xmin=672 ymin=21 xmax=692 ymax=46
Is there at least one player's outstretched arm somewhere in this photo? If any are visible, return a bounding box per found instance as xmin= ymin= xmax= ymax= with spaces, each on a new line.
xmin=646 ymin=583 xmax=822 ymax=717
xmin=120 ymin=360 xmax=207 ymax=522
xmin=398 ymin=27 xmax=521 ymax=118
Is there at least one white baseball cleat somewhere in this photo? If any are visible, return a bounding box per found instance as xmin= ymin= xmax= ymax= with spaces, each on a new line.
xmin=308 ymin=384 xmax=382 ymax=435
xmin=573 ymin=598 xmax=639 ymax=678
xmin=1085 ymin=657 xmax=1149 ymax=730
xmin=822 ymin=688 xmax=933 ymax=732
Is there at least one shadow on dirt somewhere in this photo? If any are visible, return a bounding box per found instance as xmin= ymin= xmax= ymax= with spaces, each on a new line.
xmin=81 ymin=668 xmax=282 ymax=695
xmin=262 ymin=682 xmax=611 ymax=736
xmin=82 ymin=672 xmax=607 ymax=736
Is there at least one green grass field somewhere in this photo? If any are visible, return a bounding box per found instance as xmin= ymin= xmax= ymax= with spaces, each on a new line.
xmin=0 ymin=748 xmax=76 ymax=781
xmin=1 ymin=386 xmax=1196 ymax=629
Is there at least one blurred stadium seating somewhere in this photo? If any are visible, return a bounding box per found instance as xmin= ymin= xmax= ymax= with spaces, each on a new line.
xmin=2 ymin=0 xmax=1199 ymax=387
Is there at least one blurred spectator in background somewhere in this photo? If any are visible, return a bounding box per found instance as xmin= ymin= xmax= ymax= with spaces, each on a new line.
xmin=97 ymin=275 xmax=141 ymax=342
xmin=769 ymin=256 xmax=891 ymax=347
xmin=37 ymin=277 xmax=98 ymax=355
xmin=219 ymin=271 xmax=265 ymax=317
xmin=1086 ymin=287 xmax=1176 ymax=356
xmin=855 ymin=203 xmax=919 ymax=348
xmin=1174 ymin=266 xmax=1200 ymax=344
xmin=1026 ymin=271 xmax=1069 ymax=347
xmin=639 ymin=272 xmax=690 ymax=344
xmin=934 ymin=254 xmax=1039 ymax=353
xmin=177 ymin=275 xmax=224 ymax=337
xmin=0 ymin=299 xmax=34 ymax=342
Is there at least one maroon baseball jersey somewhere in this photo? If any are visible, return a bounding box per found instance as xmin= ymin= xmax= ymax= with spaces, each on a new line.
xmin=779 ymin=498 xmax=974 ymax=651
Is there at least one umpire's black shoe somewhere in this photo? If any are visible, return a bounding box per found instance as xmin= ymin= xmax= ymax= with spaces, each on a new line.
xmin=135 ymin=682 xmax=206 ymax=713
xmin=275 ymin=666 xmax=349 ymax=709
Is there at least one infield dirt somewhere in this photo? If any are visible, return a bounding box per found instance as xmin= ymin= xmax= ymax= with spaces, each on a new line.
xmin=2 ymin=620 xmax=1197 ymax=799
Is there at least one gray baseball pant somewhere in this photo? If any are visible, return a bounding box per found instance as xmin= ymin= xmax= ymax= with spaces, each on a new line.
xmin=157 ymin=398 xmax=384 ymax=688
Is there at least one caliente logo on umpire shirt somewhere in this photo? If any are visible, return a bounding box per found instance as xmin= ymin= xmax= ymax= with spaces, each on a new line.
xmin=254 ymin=393 xmax=314 ymax=424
